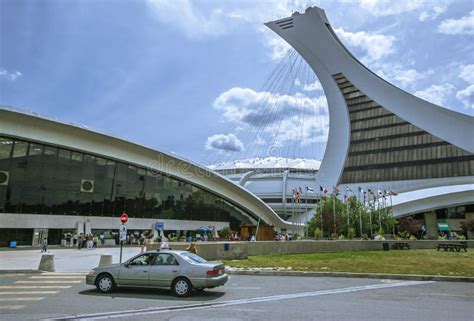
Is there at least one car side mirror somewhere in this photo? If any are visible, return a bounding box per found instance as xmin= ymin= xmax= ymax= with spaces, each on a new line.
xmin=124 ymin=262 xmax=130 ymax=267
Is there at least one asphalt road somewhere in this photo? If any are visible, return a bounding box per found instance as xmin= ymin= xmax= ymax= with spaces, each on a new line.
xmin=0 ymin=273 xmax=472 ymax=321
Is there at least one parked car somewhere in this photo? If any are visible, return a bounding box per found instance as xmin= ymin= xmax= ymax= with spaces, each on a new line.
xmin=86 ymin=249 xmax=228 ymax=297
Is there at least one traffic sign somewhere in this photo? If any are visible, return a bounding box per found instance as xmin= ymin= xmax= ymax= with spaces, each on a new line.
xmin=120 ymin=212 xmax=128 ymax=224
xmin=155 ymin=221 xmax=164 ymax=231
xmin=119 ymin=224 xmax=127 ymax=242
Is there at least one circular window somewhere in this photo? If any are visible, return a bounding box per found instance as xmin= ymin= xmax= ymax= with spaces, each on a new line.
xmin=82 ymin=180 xmax=93 ymax=191
xmin=0 ymin=172 xmax=7 ymax=185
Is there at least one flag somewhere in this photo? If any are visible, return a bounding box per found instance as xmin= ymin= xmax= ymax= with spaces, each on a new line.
xmin=358 ymin=186 xmax=364 ymax=193
xmin=298 ymin=187 xmax=303 ymax=194
xmin=377 ymin=190 xmax=383 ymax=197
xmin=344 ymin=195 xmax=352 ymax=202
xmin=320 ymin=186 xmax=328 ymax=194
xmin=368 ymin=188 xmax=374 ymax=195
xmin=389 ymin=190 xmax=398 ymax=196
xmin=305 ymin=186 xmax=314 ymax=193
xmin=333 ymin=186 xmax=340 ymax=194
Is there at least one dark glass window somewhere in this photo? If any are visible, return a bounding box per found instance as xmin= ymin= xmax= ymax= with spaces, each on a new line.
xmin=0 ymin=135 xmax=260 ymax=228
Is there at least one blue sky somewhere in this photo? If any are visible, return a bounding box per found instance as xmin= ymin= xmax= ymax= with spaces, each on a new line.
xmin=1 ymin=0 xmax=473 ymax=165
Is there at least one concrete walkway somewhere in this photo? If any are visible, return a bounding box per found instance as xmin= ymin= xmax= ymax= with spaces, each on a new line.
xmin=0 ymin=247 xmax=143 ymax=272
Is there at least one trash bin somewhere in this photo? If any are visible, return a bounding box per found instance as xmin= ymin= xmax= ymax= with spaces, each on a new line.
xmin=224 ymin=243 xmax=230 ymax=251
xmin=382 ymin=242 xmax=390 ymax=251
xmin=9 ymin=241 xmax=17 ymax=248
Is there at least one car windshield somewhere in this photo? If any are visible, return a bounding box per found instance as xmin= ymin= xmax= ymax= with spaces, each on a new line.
xmin=180 ymin=252 xmax=207 ymax=264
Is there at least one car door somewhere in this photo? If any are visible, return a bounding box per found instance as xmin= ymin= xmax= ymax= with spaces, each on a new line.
xmin=149 ymin=253 xmax=180 ymax=287
xmin=118 ymin=253 xmax=154 ymax=286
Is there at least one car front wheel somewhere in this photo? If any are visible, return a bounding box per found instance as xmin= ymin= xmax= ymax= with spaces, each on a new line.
xmin=172 ymin=277 xmax=192 ymax=297
xmin=96 ymin=274 xmax=115 ymax=293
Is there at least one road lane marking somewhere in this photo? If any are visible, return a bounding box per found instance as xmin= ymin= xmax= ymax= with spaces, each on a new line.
xmin=0 ymin=297 xmax=45 ymax=301
xmin=0 ymin=305 xmax=25 ymax=310
xmin=16 ymin=281 xmax=81 ymax=284
xmin=0 ymin=286 xmax=72 ymax=289
xmin=0 ymin=291 xmax=59 ymax=295
xmin=41 ymin=273 xmax=87 ymax=275
xmin=30 ymin=276 xmax=84 ymax=279
xmin=49 ymin=280 xmax=435 ymax=320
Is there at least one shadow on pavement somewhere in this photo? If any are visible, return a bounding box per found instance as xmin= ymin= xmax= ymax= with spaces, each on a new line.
xmin=78 ymin=287 xmax=226 ymax=301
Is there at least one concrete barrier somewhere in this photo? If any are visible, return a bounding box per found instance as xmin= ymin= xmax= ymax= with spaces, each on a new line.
xmin=98 ymin=254 xmax=113 ymax=267
xmin=38 ymin=254 xmax=55 ymax=272
xmin=148 ymin=240 xmax=474 ymax=261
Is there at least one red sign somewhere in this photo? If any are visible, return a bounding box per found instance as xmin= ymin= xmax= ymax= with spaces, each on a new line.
xmin=120 ymin=213 xmax=128 ymax=224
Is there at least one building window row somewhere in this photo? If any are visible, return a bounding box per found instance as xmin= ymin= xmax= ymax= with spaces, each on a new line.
xmin=0 ymin=137 xmax=256 ymax=229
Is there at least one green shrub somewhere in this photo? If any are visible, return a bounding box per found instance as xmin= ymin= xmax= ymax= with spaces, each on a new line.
xmin=347 ymin=228 xmax=355 ymax=239
xmin=338 ymin=234 xmax=345 ymax=240
xmin=409 ymin=235 xmax=417 ymax=240
xmin=314 ymin=227 xmax=321 ymax=239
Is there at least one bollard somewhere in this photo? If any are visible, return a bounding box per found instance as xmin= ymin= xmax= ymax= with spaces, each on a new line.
xmin=38 ymin=254 xmax=55 ymax=272
xmin=99 ymin=254 xmax=113 ymax=267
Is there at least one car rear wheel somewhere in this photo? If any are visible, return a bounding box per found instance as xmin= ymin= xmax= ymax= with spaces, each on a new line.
xmin=172 ymin=277 xmax=192 ymax=297
xmin=96 ymin=274 xmax=115 ymax=293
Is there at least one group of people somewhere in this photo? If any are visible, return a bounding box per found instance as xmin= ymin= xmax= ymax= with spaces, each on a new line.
xmin=274 ymin=233 xmax=293 ymax=241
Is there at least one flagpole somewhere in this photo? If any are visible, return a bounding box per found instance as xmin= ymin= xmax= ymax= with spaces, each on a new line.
xmin=332 ymin=192 xmax=336 ymax=235
xmin=369 ymin=191 xmax=373 ymax=237
xmin=320 ymin=191 xmax=324 ymax=239
xmin=360 ymin=194 xmax=363 ymax=237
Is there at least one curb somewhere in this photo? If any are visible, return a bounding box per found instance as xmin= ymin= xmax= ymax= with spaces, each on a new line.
xmin=227 ymin=270 xmax=474 ymax=283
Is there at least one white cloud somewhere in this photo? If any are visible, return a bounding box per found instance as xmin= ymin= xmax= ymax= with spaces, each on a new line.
xmin=357 ymin=0 xmax=424 ymax=16
xmin=372 ymin=63 xmax=433 ymax=89
xmin=459 ymin=64 xmax=474 ymax=84
xmin=294 ymin=78 xmax=323 ymax=92
xmin=456 ymin=85 xmax=474 ymax=109
xmin=438 ymin=10 xmax=474 ymax=35
xmin=334 ymin=28 xmax=395 ymax=62
xmin=419 ymin=5 xmax=447 ymax=22
xmin=414 ymin=83 xmax=456 ymax=107
xmin=260 ymin=27 xmax=291 ymax=61
xmin=212 ymin=87 xmax=328 ymax=146
xmin=205 ymin=133 xmax=244 ymax=152
xmin=0 ymin=69 xmax=22 ymax=81
xmin=146 ymin=0 xmax=228 ymax=38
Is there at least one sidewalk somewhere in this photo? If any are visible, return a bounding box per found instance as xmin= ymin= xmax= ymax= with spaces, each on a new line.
xmin=0 ymin=247 xmax=143 ymax=272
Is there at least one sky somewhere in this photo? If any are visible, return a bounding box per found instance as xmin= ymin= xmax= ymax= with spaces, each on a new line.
xmin=1 ymin=0 xmax=473 ymax=166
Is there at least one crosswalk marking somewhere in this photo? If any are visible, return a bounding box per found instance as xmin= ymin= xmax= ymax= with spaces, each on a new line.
xmin=0 ymin=305 xmax=25 ymax=310
xmin=30 ymin=276 xmax=84 ymax=279
xmin=0 ymin=286 xmax=72 ymax=289
xmin=0 ymin=273 xmax=26 ymax=277
xmin=0 ymin=297 xmax=45 ymax=301
xmin=41 ymin=273 xmax=87 ymax=276
xmin=0 ymin=291 xmax=59 ymax=295
xmin=16 ymin=280 xmax=81 ymax=284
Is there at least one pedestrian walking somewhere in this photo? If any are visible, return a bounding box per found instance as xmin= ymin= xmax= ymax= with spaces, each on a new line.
xmin=41 ymin=237 xmax=48 ymax=253
xmin=65 ymin=233 xmax=72 ymax=247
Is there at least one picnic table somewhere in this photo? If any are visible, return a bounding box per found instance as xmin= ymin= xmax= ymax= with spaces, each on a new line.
xmin=437 ymin=242 xmax=467 ymax=252
xmin=392 ymin=242 xmax=410 ymax=250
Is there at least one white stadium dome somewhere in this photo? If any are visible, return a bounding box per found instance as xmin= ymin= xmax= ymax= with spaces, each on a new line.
xmin=210 ymin=157 xmax=321 ymax=221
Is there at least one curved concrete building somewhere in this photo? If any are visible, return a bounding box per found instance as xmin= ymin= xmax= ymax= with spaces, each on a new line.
xmin=0 ymin=107 xmax=292 ymax=246
xmin=266 ymin=7 xmax=474 ymax=235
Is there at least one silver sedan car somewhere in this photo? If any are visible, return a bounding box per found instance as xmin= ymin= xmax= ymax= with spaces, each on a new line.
xmin=86 ymin=250 xmax=228 ymax=297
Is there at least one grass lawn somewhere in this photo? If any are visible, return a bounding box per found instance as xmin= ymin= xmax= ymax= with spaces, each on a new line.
xmin=223 ymin=249 xmax=474 ymax=277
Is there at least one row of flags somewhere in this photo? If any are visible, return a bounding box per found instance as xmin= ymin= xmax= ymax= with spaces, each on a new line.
xmin=291 ymin=185 xmax=398 ymax=199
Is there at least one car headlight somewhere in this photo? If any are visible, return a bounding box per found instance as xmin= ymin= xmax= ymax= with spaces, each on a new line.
xmin=88 ymin=269 xmax=96 ymax=276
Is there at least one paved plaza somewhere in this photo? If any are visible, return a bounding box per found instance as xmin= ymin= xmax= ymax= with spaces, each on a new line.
xmin=0 ymin=247 xmax=143 ymax=272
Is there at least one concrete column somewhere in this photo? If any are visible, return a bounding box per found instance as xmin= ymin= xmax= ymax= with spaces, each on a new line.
xmin=76 ymin=221 xmax=84 ymax=235
xmin=84 ymin=221 xmax=92 ymax=234
xmin=466 ymin=212 xmax=474 ymax=239
xmin=424 ymin=212 xmax=438 ymax=239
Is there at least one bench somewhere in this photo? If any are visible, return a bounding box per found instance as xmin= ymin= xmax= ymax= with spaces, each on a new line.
xmin=392 ymin=242 xmax=410 ymax=250
xmin=437 ymin=242 xmax=467 ymax=252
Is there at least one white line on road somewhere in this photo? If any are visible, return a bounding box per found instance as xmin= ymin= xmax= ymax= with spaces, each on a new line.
xmin=16 ymin=281 xmax=81 ymax=284
xmin=0 ymin=297 xmax=45 ymax=301
xmin=30 ymin=276 xmax=84 ymax=279
xmin=49 ymin=280 xmax=435 ymax=320
xmin=0 ymin=291 xmax=59 ymax=295
xmin=0 ymin=286 xmax=72 ymax=289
